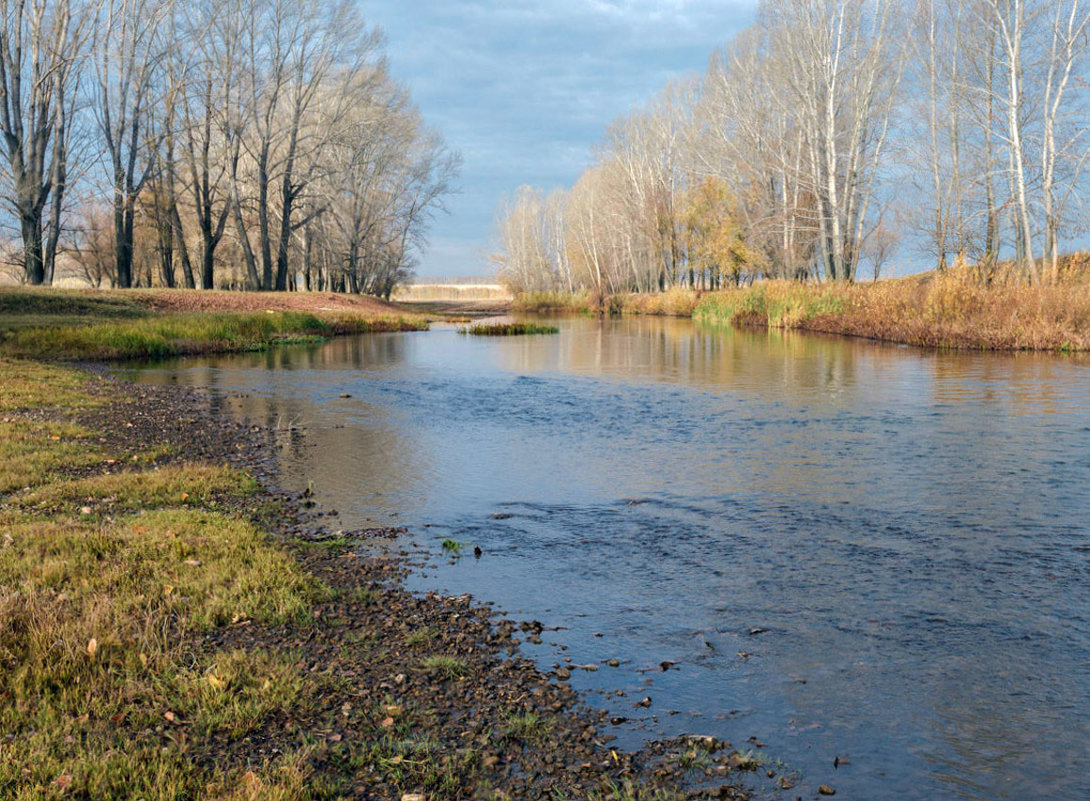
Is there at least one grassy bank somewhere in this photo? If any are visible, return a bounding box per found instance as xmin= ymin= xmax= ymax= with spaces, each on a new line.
xmin=0 ymin=288 xmax=427 ymax=360
xmin=0 ymin=358 xmax=323 ymax=797
xmin=695 ymin=274 xmax=1090 ymax=351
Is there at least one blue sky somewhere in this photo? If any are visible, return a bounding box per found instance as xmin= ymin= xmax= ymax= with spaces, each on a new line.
xmin=363 ymin=0 xmax=758 ymax=278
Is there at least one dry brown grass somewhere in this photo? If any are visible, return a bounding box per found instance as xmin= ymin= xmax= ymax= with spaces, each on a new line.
xmin=613 ymin=287 xmax=701 ymax=317
xmin=696 ymin=267 xmax=1090 ymax=351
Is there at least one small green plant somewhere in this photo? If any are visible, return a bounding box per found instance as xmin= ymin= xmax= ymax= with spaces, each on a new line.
xmin=421 ymin=655 xmax=467 ymax=681
xmin=441 ymin=538 xmax=464 ymax=554
xmin=406 ymin=627 xmax=434 ymax=646
xmin=503 ymin=711 xmax=554 ymax=743
xmin=676 ymin=748 xmax=712 ymax=774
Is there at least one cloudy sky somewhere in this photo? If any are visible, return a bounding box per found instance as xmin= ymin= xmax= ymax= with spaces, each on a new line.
xmin=362 ymin=0 xmax=758 ymax=279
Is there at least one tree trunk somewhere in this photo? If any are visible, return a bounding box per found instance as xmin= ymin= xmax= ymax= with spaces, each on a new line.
xmin=21 ymin=215 xmax=46 ymax=286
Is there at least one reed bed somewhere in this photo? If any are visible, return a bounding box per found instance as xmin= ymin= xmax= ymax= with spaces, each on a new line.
xmin=611 ymin=287 xmax=701 ymax=317
xmin=512 ymin=290 xmax=594 ymax=313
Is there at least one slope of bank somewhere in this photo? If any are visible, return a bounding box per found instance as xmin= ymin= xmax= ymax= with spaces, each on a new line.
xmin=0 ymin=355 xmax=770 ymax=799
xmin=0 ymin=288 xmax=427 ymax=360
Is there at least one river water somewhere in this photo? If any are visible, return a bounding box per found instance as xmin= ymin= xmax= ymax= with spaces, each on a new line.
xmin=123 ymin=316 xmax=1090 ymax=800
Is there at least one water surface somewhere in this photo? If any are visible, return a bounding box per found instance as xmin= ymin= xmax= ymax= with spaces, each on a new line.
xmin=123 ymin=317 xmax=1090 ymax=800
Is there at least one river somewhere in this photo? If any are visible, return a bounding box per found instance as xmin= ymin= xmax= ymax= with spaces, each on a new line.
xmin=121 ymin=316 xmax=1090 ymax=800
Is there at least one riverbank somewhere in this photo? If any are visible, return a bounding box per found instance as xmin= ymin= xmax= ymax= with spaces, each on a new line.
xmin=0 ymin=287 xmax=427 ymax=360
xmin=513 ymin=270 xmax=1090 ymax=351
xmin=0 ymin=353 xmax=767 ymax=799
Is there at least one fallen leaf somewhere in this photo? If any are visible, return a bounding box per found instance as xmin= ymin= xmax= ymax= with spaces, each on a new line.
xmin=164 ymin=711 xmax=176 ymax=723
xmin=183 ymin=559 xmax=201 ymax=567
xmin=207 ymin=674 xmax=225 ymax=690
xmin=53 ymin=774 xmax=72 ymax=790
xmin=381 ymin=716 xmax=395 ymax=728
xmin=86 ymin=638 xmax=98 ymax=658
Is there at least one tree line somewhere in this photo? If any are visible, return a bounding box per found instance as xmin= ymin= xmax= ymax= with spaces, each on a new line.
xmin=495 ymin=0 xmax=1090 ymax=294
xmin=0 ymin=0 xmax=459 ymax=294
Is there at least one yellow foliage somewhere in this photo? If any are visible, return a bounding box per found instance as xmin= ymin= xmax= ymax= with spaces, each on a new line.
xmin=682 ymin=177 xmax=767 ymax=285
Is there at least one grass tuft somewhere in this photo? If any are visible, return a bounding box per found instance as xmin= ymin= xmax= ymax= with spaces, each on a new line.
xmin=421 ymin=655 xmax=468 ymax=681
xmin=460 ymin=322 xmax=559 ymax=336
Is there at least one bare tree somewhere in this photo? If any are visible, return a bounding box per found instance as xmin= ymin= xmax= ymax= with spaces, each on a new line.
xmin=0 ymin=0 xmax=89 ymax=285
xmin=764 ymin=0 xmax=905 ymax=282
xmin=1039 ymin=0 xmax=1090 ymax=282
xmin=91 ymin=0 xmax=167 ymax=288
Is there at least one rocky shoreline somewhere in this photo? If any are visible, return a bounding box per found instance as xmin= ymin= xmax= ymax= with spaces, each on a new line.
xmin=74 ymin=367 xmax=770 ymax=799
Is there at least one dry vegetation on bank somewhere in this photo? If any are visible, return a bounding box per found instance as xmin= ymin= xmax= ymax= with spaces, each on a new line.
xmin=695 ymin=269 xmax=1090 ymax=351
xmin=511 ymin=259 xmax=1090 ymax=352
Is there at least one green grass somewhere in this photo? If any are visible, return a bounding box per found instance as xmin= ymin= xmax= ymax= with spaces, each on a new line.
xmin=694 ymin=280 xmax=848 ymax=328
xmin=460 ymin=322 xmax=560 ymax=336
xmin=502 ymin=711 xmax=555 ymax=744
xmin=17 ymin=463 xmax=258 ymax=514
xmin=421 ymin=655 xmax=468 ymax=681
xmin=0 ymin=358 xmax=323 ymax=799
xmin=2 ymin=311 xmax=427 ymax=361
xmin=405 ymin=627 xmax=434 ymax=647
xmin=0 ymin=419 xmax=105 ymax=493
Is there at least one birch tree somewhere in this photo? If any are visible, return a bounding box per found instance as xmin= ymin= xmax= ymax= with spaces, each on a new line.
xmin=763 ymin=0 xmax=904 ymax=281
xmin=1039 ymin=0 xmax=1090 ymax=282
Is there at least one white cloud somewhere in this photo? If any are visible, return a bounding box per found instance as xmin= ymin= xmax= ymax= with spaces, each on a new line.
xmin=363 ymin=0 xmax=757 ymax=276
